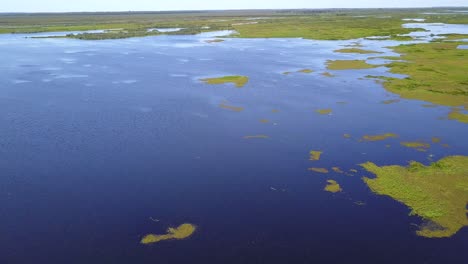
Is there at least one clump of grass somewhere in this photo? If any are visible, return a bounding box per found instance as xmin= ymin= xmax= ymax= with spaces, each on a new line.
xmin=322 ymin=72 xmax=335 ymax=77
xmin=316 ymin=109 xmax=332 ymax=115
xmin=362 ymin=133 xmax=398 ymax=141
xmin=448 ymin=108 xmax=468 ymax=123
xmin=141 ymin=223 xmax=196 ymax=244
xmin=298 ymin=69 xmax=313 ymax=73
xmin=200 ymin=75 xmax=249 ymax=88
xmin=401 ymin=141 xmax=431 ymax=149
xmin=205 ymin=39 xmax=225 ymax=43
xmin=332 ymin=167 xmax=344 ymax=173
xmin=324 ymin=180 xmax=342 ymax=193
xmin=309 ymin=151 xmax=322 ymax=161
xmin=326 ymin=60 xmax=378 ymax=70
xmin=219 ymin=103 xmax=244 ymax=112
xmin=361 ymin=156 xmax=468 ymax=238
xmin=244 ymin=135 xmax=269 ymax=139
xmin=308 ymin=167 xmax=329 ymax=173
xmin=381 ymin=99 xmax=400 ymax=104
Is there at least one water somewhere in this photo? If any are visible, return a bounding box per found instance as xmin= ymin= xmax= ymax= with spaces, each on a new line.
xmin=0 ymin=26 xmax=467 ymax=264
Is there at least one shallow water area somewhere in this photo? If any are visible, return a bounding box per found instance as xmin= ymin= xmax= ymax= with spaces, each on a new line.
xmin=0 ymin=27 xmax=467 ymax=264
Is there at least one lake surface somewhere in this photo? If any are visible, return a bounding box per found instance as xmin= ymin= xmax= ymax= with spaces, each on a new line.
xmin=0 ymin=26 xmax=467 ymax=264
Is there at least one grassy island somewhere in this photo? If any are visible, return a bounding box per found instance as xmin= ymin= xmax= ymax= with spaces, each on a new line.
xmin=324 ymin=180 xmax=342 ymax=193
xmin=327 ymin=60 xmax=378 ymax=70
xmin=141 ymin=223 xmax=196 ymax=244
xmin=361 ymin=156 xmax=468 ymax=238
xmin=201 ymin=76 xmax=249 ymax=88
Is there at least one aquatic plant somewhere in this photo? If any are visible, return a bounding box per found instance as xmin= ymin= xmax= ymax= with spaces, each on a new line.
xmin=308 ymin=168 xmax=329 ymax=173
xmin=244 ymin=135 xmax=269 ymax=139
xmin=259 ymin=119 xmax=270 ymax=123
xmin=324 ymin=180 xmax=342 ymax=193
xmin=361 ymin=156 xmax=468 ymax=238
xmin=334 ymin=48 xmax=383 ymax=54
xmin=205 ymin=39 xmax=225 ymax=43
xmin=219 ymin=103 xmax=244 ymax=112
xmin=316 ymin=109 xmax=332 ymax=115
xmin=200 ymin=76 xmax=249 ymax=88
xmin=343 ymin=134 xmax=352 ymax=138
xmin=362 ymin=133 xmax=398 ymax=141
xmin=141 ymin=223 xmax=196 ymax=244
xmin=401 ymin=141 xmax=431 ymax=149
xmin=448 ymin=108 xmax=468 ymax=123
xmin=332 ymin=167 xmax=344 ymax=173
xmin=326 ymin=60 xmax=378 ymax=70
xmin=298 ymin=69 xmax=313 ymax=73
xmin=381 ymin=99 xmax=400 ymax=104
xmin=309 ymin=151 xmax=322 ymax=161
xmin=322 ymin=72 xmax=335 ymax=77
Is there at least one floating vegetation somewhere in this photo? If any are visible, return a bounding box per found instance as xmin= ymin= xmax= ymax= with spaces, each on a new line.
xmin=431 ymin=137 xmax=441 ymax=143
xmin=349 ymin=169 xmax=358 ymax=173
xmin=259 ymin=119 xmax=270 ymax=123
xmin=141 ymin=223 xmax=196 ymax=245
xmin=308 ymin=167 xmax=329 ymax=173
xmin=322 ymin=72 xmax=335 ymax=77
xmin=309 ymin=151 xmax=322 ymax=161
xmin=200 ymin=75 xmax=249 ymax=88
xmin=332 ymin=167 xmax=344 ymax=173
xmin=326 ymin=60 xmax=378 ymax=70
xmin=343 ymin=134 xmax=352 ymax=138
xmin=362 ymin=133 xmax=398 ymax=141
xmin=244 ymin=135 xmax=269 ymax=139
xmin=401 ymin=141 xmax=431 ymax=149
xmin=283 ymin=71 xmax=292 ymax=75
xmin=361 ymin=156 xmax=468 ymax=238
xmin=298 ymin=69 xmax=313 ymax=73
xmin=219 ymin=103 xmax=244 ymax=112
xmin=316 ymin=109 xmax=332 ymax=115
xmin=334 ymin=48 xmax=383 ymax=54
xmin=381 ymin=99 xmax=400 ymax=104
xmin=324 ymin=180 xmax=342 ymax=193
xmin=205 ymin=39 xmax=225 ymax=43
xmin=271 ymin=109 xmax=280 ymax=113
xmin=448 ymin=108 xmax=468 ymax=123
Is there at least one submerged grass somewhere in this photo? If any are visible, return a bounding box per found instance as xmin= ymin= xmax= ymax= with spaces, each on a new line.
xmin=361 ymin=156 xmax=468 ymax=238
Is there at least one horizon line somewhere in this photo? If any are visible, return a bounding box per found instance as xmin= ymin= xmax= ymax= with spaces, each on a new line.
xmin=1 ymin=6 xmax=468 ymax=14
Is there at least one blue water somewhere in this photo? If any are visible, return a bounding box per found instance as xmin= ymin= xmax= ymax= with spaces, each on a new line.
xmin=0 ymin=29 xmax=467 ymax=264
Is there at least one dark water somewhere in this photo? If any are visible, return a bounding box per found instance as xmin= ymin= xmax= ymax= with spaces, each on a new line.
xmin=0 ymin=29 xmax=467 ymax=264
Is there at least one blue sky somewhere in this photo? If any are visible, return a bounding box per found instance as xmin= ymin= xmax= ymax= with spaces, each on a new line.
xmin=2 ymin=0 xmax=467 ymax=12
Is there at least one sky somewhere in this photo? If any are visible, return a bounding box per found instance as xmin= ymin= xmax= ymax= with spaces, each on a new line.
xmin=1 ymin=0 xmax=467 ymax=13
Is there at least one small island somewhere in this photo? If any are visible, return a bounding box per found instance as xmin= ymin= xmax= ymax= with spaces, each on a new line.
xmin=141 ymin=223 xmax=196 ymax=244
xmin=327 ymin=60 xmax=378 ymax=70
xmin=361 ymin=156 xmax=468 ymax=238
xmin=200 ymin=75 xmax=249 ymax=88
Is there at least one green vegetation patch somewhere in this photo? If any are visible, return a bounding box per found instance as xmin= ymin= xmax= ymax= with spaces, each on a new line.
xmin=362 ymin=133 xmax=399 ymax=141
xmin=334 ymin=48 xmax=383 ymax=54
xmin=326 ymin=60 xmax=379 ymax=70
xmin=324 ymin=180 xmax=342 ymax=193
xmin=201 ymin=76 xmax=249 ymax=88
xmin=308 ymin=167 xmax=329 ymax=173
xmin=361 ymin=156 xmax=468 ymax=238
xmin=401 ymin=141 xmax=431 ymax=149
xmin=380 ymin=42 xmax=468 ymax=110
xmin=141 ymin=223 xmax=196 ymax=244
xmin=448 ymin=108 xmax=468 ymax=123
xmin=205 ymin=39 xmax=225 ymax=43
xmin=298 ymin=69 xmax=313 ymax=73
xmin=244 ymin=135 xmax=269 ymax=139
xmin=316 ymin=109 xmax=332 ymax=115
xmin=219 ymin=103 xmax=244 ymax=112
xmin=309 ymin=150 xmax=323 ymax=161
